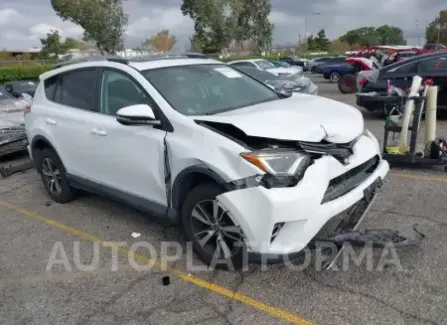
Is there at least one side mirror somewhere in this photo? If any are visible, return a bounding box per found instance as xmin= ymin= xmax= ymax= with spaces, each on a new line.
xmin=116 ymin=104 xmax=161 ymax=126
xmin=12 ymin=91 xmax=21 ymax=98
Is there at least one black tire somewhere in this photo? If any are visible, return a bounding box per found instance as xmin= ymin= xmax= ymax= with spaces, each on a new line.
xmin=311 ymin=66 xmax=317 ymax=73
xmin=329 ymin=71 xmax=341 ymax=83
xmin=180 ymin=183 xmax=247 ymax=270
xmin=35 ymin=148 xmax=77 ymax=203
xmin=338 ymin=74 xmax=358 ymax=94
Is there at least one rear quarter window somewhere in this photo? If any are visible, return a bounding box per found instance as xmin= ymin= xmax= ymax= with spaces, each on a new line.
xmin=44 ymin=76 xmax=58 ymax=100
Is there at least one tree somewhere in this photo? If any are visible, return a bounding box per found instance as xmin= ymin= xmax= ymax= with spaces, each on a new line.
xmin=306 ymin=35 xmax=316 ymax=51
xmin=314 ymin=29 xmax=330 ymax=51
xmin=426 ymin=10 xmax=447 ymax=44
xmin=39 ymin=30 xmax=76 ymax=59
xmin=143 ymin=30 xmax=177 ymax=52
xmin=181 ymin=0 xmax=273 ymax=54
xmin=330 ymin=39 xmax=350 ymax=53
xmin=50 ymin=0 xmax=128 ymax=54
xmin=339 ymin=25 xmax=406 ymax=47
xmin=236 ymin=0 xmax=274 ymax=54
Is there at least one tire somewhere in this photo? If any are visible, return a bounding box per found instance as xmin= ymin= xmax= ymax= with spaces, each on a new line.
xmin=180 ymin=183 xmax=247 ymax=270
xmin=338 ymin=74 xmax=358 ymax=94
xmin=311 ymin=66 xmax=317 ymax=73
xmin=35 ymin=148 xmax=77 ymax=203
xmin=329 ymin=72 xmax=341 ymax=83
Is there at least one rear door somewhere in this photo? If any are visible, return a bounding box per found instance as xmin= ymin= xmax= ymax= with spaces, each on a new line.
xmin=417 ymin=55 xmax=447 ymax=109
xmin=43 ymin=68 xmax=103 ymax=180
xmin=381 ymin=60 xmax=419 ymax=90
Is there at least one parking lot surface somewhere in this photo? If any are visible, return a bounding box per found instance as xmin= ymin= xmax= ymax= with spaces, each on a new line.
xmin=1 ymin=74 xmax=446 ymax=325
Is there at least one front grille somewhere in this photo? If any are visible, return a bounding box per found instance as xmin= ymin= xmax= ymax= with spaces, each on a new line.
xmin=321 ymin=155 xmax=379 ymax=204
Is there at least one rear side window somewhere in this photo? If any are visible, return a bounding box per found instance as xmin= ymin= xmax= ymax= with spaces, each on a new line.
xmin=44 ymin=76 xmax=58 ymax=100
xmin=50 ymin=68 xmax=99 ymax=111
xmin=419 ymin=56 xmax=447 ymax=73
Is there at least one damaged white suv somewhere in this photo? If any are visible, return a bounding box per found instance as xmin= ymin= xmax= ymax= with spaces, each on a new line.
xmin=25 ymin=54 xmax=389 ymax=269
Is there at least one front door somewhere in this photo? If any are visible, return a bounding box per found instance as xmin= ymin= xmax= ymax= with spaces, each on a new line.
xmin=86 ymin=67 xmax=168 ymax=210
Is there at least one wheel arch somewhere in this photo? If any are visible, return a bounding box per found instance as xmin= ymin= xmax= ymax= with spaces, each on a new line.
xmin=30 ymin=135 xmax=63 ymax=170
xmin=171 ymin=165 xmax=233 ymax=210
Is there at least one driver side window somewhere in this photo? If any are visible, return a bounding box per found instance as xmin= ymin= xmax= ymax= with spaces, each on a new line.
xmin=100 ymin=70 xmax=150 ymax=116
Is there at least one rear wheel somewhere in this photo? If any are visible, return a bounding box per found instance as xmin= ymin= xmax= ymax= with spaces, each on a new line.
xmin=181 ymin=183 xmax=246 ymax=270
xmin=338 ymin=74 xmax=358 ymax=94
xmin=36 ymin=148 xmax=77 ymax=203
xmin=329 ymin=72 xmax=341 ymax=83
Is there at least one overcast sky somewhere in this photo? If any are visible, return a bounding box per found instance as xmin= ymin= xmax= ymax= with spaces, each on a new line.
xmin=0 ymin=0 xmax=445 ymax=51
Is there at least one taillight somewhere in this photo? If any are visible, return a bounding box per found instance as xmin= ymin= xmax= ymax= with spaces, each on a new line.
xmin=24 ymin=105 xmax=31 ymax=113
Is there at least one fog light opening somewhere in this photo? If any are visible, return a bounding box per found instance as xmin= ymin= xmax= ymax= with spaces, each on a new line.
xmin=271 ymin=222 xmax=285 ymax=243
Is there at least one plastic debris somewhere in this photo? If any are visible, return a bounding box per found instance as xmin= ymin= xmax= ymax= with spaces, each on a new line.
xmin=162 ymin=276 xmax=171 ymax=286
xmin=131 ymin=232 xmax=141 ymax=238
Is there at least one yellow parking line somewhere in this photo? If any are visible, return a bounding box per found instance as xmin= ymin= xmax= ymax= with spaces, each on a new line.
xmin=391 ymin=172 xmax=447 ymax=183
xmin=0 ymin=200 xmax=314 ymax=325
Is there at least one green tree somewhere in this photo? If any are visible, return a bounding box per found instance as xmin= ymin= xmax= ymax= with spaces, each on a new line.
xmin=39 ymin=30 xmax=76 ymax=59
xmin=314 ymin=29 xmax=330 ymax=51
xmin=426 ymin=10 xmax=447 ymax=44
xmin=376 ymin=25 xmax=406 ymax=45
xmin=142 ymin=30 xmax=177 ymax=52
xmin=181 ymin=0 xmax=273 ymax=54
xmin=339 ymin=25 xmax=406 ymax=47
xmin=306 ymin=35 xmax=316 ymax=51
xmin=50 ymin=0 xmax=128 ymax=54
xmin=236 ymin=0 xmax=274 ymax=54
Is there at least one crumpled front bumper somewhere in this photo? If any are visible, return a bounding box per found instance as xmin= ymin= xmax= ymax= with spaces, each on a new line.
xmin=0 ymin=126 xmax=28 ymax=158
xmin=217 ymin=135 xmax=389 ymax=255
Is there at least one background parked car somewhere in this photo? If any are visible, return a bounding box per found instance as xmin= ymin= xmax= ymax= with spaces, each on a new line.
xmin=308 ymin=57 xmax=332 ymax=73
xmin=228 ymin=59 xmax=297 ymax=76
xmin=234 ymin=66 xmax=318 ymax=95
xmin=279 ymin=56 xmax=309 ymax=71
xmin=313 ymin=56 xmax=347 ymax=74
xmin=3 ymin=80 xmax=38 ymax=99
xmin=269 ymin=60 xmax=303 ymax=73
xmin=0 ymin=87 xmax=28 ymax=158
xmin=357 ymin=51 xmax=447 ymax=114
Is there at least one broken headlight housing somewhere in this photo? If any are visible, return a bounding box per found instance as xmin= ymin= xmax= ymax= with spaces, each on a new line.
xmin=240 ymin=149 xmax=311 ymax=188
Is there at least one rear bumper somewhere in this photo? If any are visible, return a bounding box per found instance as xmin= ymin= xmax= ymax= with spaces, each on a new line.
xmin=356 ymin=93 xmax=398 ymax=111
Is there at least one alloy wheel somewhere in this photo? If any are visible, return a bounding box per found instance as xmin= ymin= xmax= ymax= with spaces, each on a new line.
xmin=41 ymin=157 xmax=62 ymax=194
xmin=191 ymin=199 xmax=244 ymax=261
xmin=330 ymin=72 xmax=340 ymax=82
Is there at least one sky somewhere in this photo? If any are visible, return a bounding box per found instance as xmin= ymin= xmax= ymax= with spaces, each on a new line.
xmin=0 ymin=0 xmax=445 ymax=51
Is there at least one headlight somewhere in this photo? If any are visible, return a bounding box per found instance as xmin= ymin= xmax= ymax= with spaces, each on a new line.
xmin=240 ymin=149 xmax=311 ymax=188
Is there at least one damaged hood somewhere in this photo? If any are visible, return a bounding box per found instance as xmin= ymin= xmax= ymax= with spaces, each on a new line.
xmin=195 ymin=95 xmax=363 ymax=143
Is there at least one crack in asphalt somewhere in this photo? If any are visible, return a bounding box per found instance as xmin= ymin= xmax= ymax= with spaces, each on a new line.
xmin=75 ymin=274 xmax=149 ymax=325
xmin=308 ymin=273 xmax=441 ymax=325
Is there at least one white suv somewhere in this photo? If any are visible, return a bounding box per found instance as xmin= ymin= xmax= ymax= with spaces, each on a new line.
xmin=25 ymin=54 xmax=389 ymax=269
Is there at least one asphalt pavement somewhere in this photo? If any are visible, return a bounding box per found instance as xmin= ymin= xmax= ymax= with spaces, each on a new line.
xmin=1 ymin=74 xmax=446 ymax=325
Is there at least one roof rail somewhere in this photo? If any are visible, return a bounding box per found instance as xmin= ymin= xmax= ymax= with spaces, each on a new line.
xmin=51 ymin=55 xmax=129 ymax=69
xmin=129 ymin=52 xmax=210 ymax=62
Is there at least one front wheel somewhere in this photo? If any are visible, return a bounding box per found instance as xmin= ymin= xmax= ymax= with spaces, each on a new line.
xmin=329 ymin=72 xmax=341 ymax=83
xmin=181 ymin=183 xmax=247 ymax=270
xmin=338 ymin=74 xmax=358 ymax=94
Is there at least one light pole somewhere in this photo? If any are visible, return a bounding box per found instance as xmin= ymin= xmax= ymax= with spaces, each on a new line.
xmin=415 ymin=20 xmax=420 ymax=46
xmin=304 ymin=12 xmax=321 ymax=41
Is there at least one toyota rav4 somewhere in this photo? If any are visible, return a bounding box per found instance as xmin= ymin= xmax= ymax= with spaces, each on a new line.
xmin=25 ymin=54 xmax=389 ymax=269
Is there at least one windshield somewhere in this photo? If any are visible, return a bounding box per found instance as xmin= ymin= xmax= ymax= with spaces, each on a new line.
xmin=237 ymin=67 xmax=278 ymax=82
xmin=256 ymin=60 xmax=277 ymax=70
xmin=0 ymin=88 xmax=14 ymax=100
xmin=142 ymin=64 xmax=279 ymax=115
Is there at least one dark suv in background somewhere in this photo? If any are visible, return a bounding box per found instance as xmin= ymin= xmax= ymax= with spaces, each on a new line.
xmin=357 ymin=51 xmax=447 ymax=114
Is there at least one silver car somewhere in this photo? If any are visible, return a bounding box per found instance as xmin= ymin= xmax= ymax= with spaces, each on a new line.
xmin=234 ymin=67 xmax=318 ymax=95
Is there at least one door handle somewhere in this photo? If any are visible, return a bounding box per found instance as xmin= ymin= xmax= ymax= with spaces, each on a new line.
xmin=91 ymin=128 xmax=107 ymax=136
xmin=45 ymin=118 xmax=56 ymax=125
